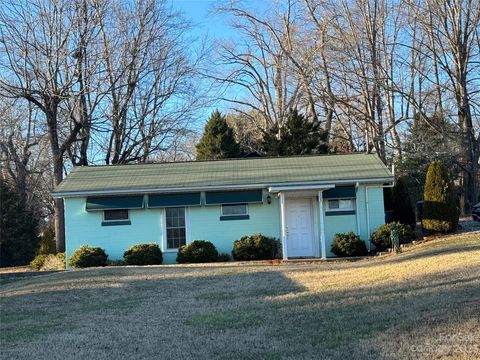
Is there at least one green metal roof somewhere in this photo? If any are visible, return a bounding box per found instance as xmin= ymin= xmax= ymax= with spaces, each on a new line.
xmin=53 ymin=153 xmax=392 ymax=197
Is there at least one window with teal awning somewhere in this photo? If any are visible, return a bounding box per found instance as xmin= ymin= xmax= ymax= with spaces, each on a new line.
xmin=205 ymin=189 xmax=263 ymax=205
xmin=148 ymin=192 xmax=201 ymax=208
xmin=323 ymin=186 xmax=356 ymax=199
xmin=86 ymin=195 xmax=144 ymax=211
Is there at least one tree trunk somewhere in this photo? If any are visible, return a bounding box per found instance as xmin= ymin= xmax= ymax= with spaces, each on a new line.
xmin=458 ymin=87 xmax=478 ymax=212
xmin=54 ymin=198 xmax=65 ymax=253
xmin=46 ymin=105 xmax=66 ymax=252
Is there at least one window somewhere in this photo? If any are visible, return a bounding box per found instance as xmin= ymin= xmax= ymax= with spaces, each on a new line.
xmin=103 ymin=209 xmax=129 ymax=221
xmin=221 ymin=204 xmax=248 ymax=216
xmin=165 ymin=207 xmax=186 ymax=249
xmin=327 ymin=199 xmax=355 ymax=211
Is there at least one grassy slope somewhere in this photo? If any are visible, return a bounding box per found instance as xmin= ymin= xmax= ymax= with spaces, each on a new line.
xmin=1 ymin=233 xmax=479 ymax=360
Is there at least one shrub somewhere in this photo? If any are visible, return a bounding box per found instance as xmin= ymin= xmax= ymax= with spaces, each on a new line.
xmin=422 ymin=160 xmax=459 ymax=233
xmin=232 ymin=233 xmax=281 ymax=261
xmin=176 ymin=240 xmax=219 ymax=263
xmin=30 ymin=254 xmax=48 ymax=270
xmin=331 ymin=232 xmax=367 ymax=257
xmin=69 ymin=245 xmax=108 ymax=268
xmin=393 ymin=177 xmax=416 ymax=228
xmin=370 ymin=222 xmax=413 ymax=251
xmin=123 ymin=243 xmax=162 ymax=265
xmin=0 ymin=179 xmax=39 ymax=267
xmin=217 ymin=253 xmax=231 ymax=262
xmin=42 ymin=253 xmax=66 ymax=270
xmin=107 ymin=260 xmax=126 ymax=266
xmin=38 ymin=224 xmax=56 ymax=255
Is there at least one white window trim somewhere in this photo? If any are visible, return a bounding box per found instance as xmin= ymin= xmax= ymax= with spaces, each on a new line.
xmin=162 ymin=207 xmax=189 ymax=252
xmin=221 ymin=203 xmax=249 ymax=217
xmin=102 ymin=209 xmax=130 ymax=222
xmin=326 ymin=198 xmax=356 ymax=212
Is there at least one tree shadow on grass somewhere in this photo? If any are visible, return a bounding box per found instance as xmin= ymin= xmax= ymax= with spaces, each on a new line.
xmin=1 ymin=258 xmax=479 ymax=360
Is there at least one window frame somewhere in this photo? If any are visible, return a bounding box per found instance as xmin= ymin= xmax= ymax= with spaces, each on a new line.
xmin=326 ymin=198 xmax=356 ymax=212
xmin=162 ymin=207 xmax=189 ymax=252
xmin=101 ymin=209 xmax=131 ymax=226
xmin=221 ymin=203 xmax=249 ymax=217
xmin=102 ymin=209 xmax=130 ymax=222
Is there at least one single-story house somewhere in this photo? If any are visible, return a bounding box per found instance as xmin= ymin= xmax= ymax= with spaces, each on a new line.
xmin=53 ymin=153 xmax=393 ymax=264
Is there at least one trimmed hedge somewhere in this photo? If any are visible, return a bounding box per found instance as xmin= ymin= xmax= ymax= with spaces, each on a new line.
xmin=331 ymin=232 xmax=367 ymax=257
xmin=69 ymin=245 xmax=108 ymax=268
xmin=232 ymin=233 xmax=281 ymax=261
xmin=370 ymin=222 xmax=413 ymax=251
xmin=176 ymin=240 xmax=219 ymax=263
xmin=422 ymin=160 xmax=459 ymax=233
xmin=123 ymin=243 xmax=163 ymax=265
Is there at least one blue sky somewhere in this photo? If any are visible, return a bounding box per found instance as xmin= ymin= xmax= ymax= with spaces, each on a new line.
xmin=172 ymin=0 xmax=232 ymax=40
xmin=171 ymin=0 xmax=234 ymax=125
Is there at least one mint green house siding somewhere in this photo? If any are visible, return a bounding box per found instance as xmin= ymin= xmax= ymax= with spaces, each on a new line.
xmin=322 ymin=185 xmax=386 ymax=256
xmin=64 ymin=198 xmax=164 ymax=265
xmin=64 ymin=191 xmax=282 ymax=265
xmin=64 ymin=184 xmax=386 ymax=265
xmin=188 ymin=194 xmax=281 ymax=255
xmin=355 ymin=186 xmax=387 ymax=242
xmin=323 ymin=214 xmax=357 ymax=257
xmin=56 ymin=154 xmax=393 ymax=265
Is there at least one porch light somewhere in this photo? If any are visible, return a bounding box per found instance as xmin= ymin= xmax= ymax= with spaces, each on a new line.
xmin=266 ymin=195 xmax=272 ymax=204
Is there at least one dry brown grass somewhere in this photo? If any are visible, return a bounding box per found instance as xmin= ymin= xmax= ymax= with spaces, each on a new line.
xmin=1 ymin=232 xmax=479 ymax=360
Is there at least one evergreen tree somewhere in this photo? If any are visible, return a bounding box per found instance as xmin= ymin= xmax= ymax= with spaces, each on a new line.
xmin=392 ymin=177 xmax=416 ymax=227
xmin=398 ymin=113 xmax=462 ymax=203
xmin=196 ymin=111 xmax=242 ymax=160
xmin=422 ymin=161 xmax=459 ymax=233
xmin=0 ymin=179 xmax=39 ymax=267
xmin=262 ymin=109 xmax=328 ymax=156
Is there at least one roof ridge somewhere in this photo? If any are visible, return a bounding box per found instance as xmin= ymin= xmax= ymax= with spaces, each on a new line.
xmin=73 ymin=152 xmax=374 ymax=169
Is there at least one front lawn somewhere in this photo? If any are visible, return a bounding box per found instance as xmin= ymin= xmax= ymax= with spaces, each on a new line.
xmin=1 ymin=233 xmax=479 ymax=359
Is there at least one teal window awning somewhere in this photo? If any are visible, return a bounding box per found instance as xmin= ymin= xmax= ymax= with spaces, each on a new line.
xmin=86 ymin=195 xmax=144 ymax=211
xmin=205 ymin=190 xmax=263 ymax=205
xmin=148 ymin=192 xmax=201 ymax=208
xmin=323 ymin=186 xmax=356 ymax=199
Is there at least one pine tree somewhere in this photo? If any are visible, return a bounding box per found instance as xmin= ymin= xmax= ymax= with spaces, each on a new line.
xmin=392 ymin=177 xmax=416 ymax=227
xmin=0 ymin=179 xmax=39 ymax=267
xmin=195 ymin=111 xmax=242 ymax=160
xmin=261 ymin=109 xmax=328 ymax=156
xmin=422 ymin=161 xmax=459 ymax=233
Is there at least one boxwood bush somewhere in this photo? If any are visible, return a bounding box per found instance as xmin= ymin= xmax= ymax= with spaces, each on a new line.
xmin=30 ymin=254 xmax=48 ymax=270
xmin=331 ymin=232 xmax=367 ymax=257
xmin=370 ymin=222 xmax=413 ymax=251
xmin=176 ymin=240 xmax=219 ymax=263
xmin=69 ymin=245 xmax=108 ymax=268
xmin=232 ymin=233 xmax=281 ymax=261
xmin=123 ymin=243 xmax=163 ymax=265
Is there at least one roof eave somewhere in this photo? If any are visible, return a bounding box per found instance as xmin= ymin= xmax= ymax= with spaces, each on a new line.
xmin=52 ymin=176 xmax=394 ymax=198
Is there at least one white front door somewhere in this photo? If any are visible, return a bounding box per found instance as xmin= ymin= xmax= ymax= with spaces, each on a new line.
xmin=285 ymin=198 xmax=314 ymax=257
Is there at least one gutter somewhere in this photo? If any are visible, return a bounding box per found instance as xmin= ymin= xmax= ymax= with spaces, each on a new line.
xmin=52 ymin=176 xmax=393 ymax=198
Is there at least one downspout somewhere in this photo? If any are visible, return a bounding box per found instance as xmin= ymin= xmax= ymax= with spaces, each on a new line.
xmin=279 ymin=192 xmax=288 ymax=260
xmin=355 ymin=182 xmax=361 ymax=236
